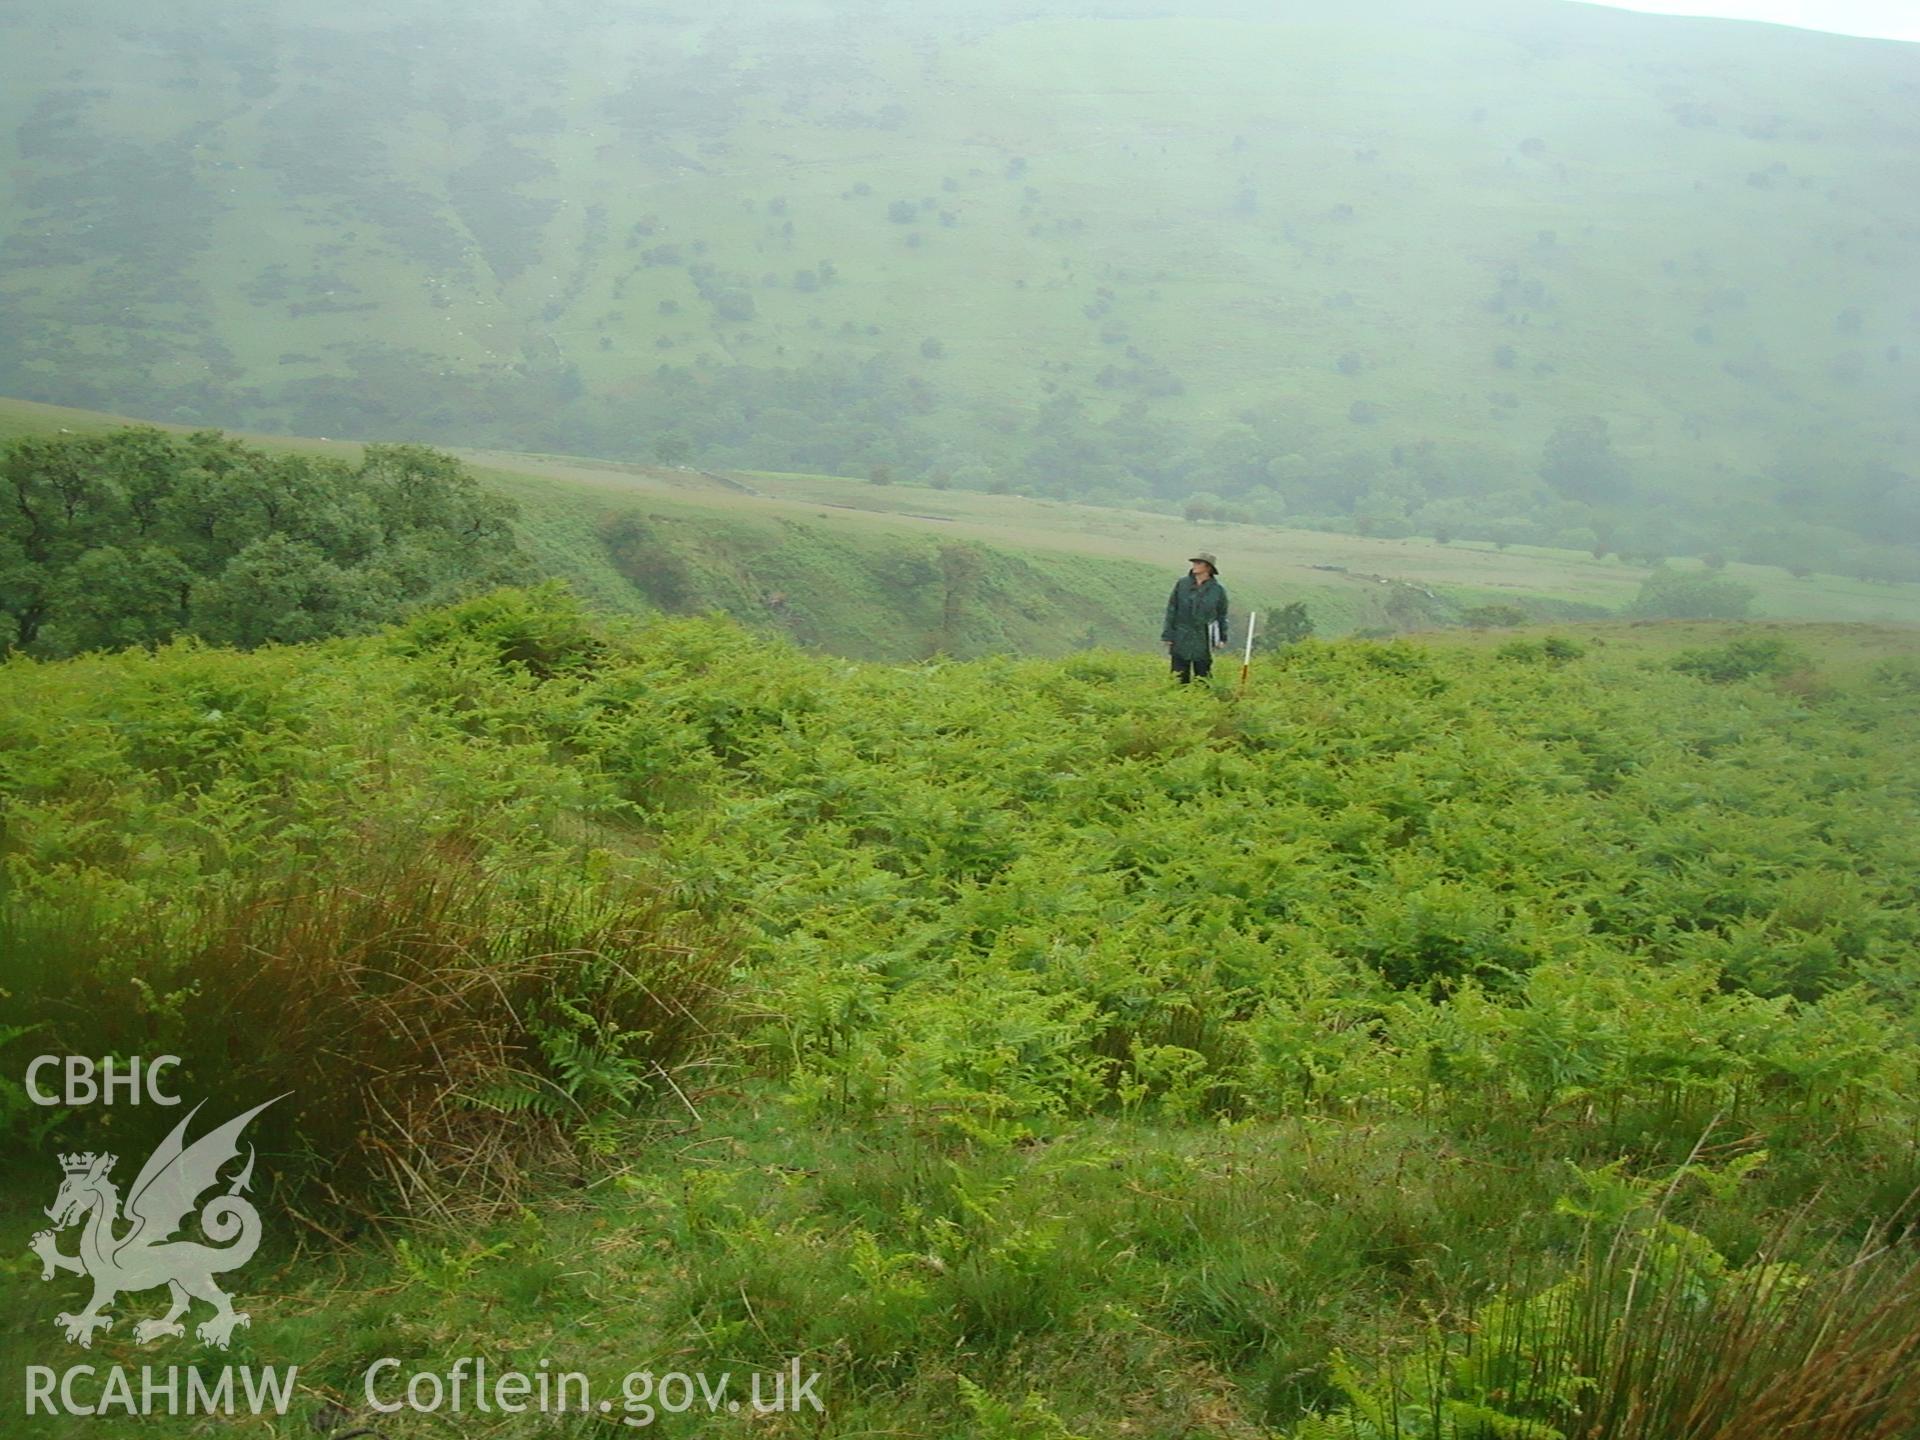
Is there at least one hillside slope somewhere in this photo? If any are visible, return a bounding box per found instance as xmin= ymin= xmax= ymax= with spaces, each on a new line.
xmin=5 ymin=590 xmax=1919 ymax=1435
xmin=9 ymin=395 xmax=1920 ymax=663
xmin=1 ymin=0 xmax=1915 ymax=570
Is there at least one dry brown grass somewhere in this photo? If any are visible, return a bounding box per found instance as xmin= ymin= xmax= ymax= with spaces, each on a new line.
xmin=7 ymin=830 xmax=739 ymax=1221
xmin=1446 ymin=1221 xmax=1920 ymax=1440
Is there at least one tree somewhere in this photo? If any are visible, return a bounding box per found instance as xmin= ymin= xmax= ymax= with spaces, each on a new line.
xmin=1541 ymin=416 xmax=1631 ymax=503
xmin=653 ymin=432 xmax=693 ymax=466
xmin=1486 ymin=517 xmax=1534 ymax=550
xmin=1626 ymin=564 xmax=1754 ymax=620
xmin=1239 ymin=485 xmax=1288 ymax=524
xmin=195 ymin=534 xmax=355 ymax=648
xmin=0 ymin=429 xmax=526 ymax=656
xmin=1264 ymin=601 xmax=1314 ymax=646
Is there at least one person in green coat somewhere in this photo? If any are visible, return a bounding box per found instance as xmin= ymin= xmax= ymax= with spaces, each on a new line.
xmin=1162 ymin=552 xmax=1229 ymax=684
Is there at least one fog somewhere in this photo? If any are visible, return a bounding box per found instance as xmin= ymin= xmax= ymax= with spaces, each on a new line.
xmin=1 ymin=0 xmax=1915 ymax=576
xmin=1575 ymin=0 xmax=1920 ymax=46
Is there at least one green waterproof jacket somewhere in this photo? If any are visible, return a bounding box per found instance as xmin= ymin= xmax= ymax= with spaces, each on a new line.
xmin=1162 ymin=573 xmax=1229 ymax=662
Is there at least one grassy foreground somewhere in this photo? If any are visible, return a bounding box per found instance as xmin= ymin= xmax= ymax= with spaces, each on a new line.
xmin=3 ymin=589 xmax=1919 ymax=1436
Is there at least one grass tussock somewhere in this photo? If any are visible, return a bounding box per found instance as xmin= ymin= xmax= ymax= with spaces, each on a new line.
xmin=3 ymin=830 xmax=737 ymax=1220
xmin=1293 ymin=1207 xmax=1920 ymax=1440
xmin=1570 ymin=1222 xmax=1920 ymax=1440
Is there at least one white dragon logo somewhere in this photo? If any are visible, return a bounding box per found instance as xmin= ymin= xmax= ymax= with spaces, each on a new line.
xmin=28 ymin=1096 xmax=283 ymax=1349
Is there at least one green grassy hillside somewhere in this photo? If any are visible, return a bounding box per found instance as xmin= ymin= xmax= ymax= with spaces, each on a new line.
xmin=4 ymin=589 xmax=1919 ymax=1435
xmin=9 ymin=396 xmax=1920 ymax=667
xmin=2 ymin=0 xmax=1915 ymax=572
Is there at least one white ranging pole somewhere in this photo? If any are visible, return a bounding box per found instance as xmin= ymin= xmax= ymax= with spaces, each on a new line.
xmin=1238 ymin=611 xmax=1258 ymax=697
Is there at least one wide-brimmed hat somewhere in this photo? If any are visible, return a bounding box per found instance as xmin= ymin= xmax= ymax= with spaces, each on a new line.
xmin=1188 ymin=552 xmax=1220 ymax=574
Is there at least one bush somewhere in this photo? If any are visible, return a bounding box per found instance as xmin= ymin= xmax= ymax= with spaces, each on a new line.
xmin=391 ymin=581 xmax=608 ymax=679
xmin=1628 ymin=564 xmax=1755 ymax=620
xmin=1671 ymin=634 xmax=1807 ymax=683
xmin=1499 ymin=634 xmax=1587 ymax=663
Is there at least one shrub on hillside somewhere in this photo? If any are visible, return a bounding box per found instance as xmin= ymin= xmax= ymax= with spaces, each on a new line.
xmin=1497 ymin=634 xmax=1586 ymax=663
xmin=1627 ymin=563 xmax=1755 ymax=620
xmin=1671 ymin=634 xmax=1807 ymax=683
xmin=392 ymin=581 xmax=610 ymax=679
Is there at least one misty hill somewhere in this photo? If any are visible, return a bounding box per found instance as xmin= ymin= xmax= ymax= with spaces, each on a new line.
xmin=2 ymin=0 xmax=1916 ymax=579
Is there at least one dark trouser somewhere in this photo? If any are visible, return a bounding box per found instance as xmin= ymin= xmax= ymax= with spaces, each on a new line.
xmin=1172 ymin=652 xmax=1213 ymax=684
